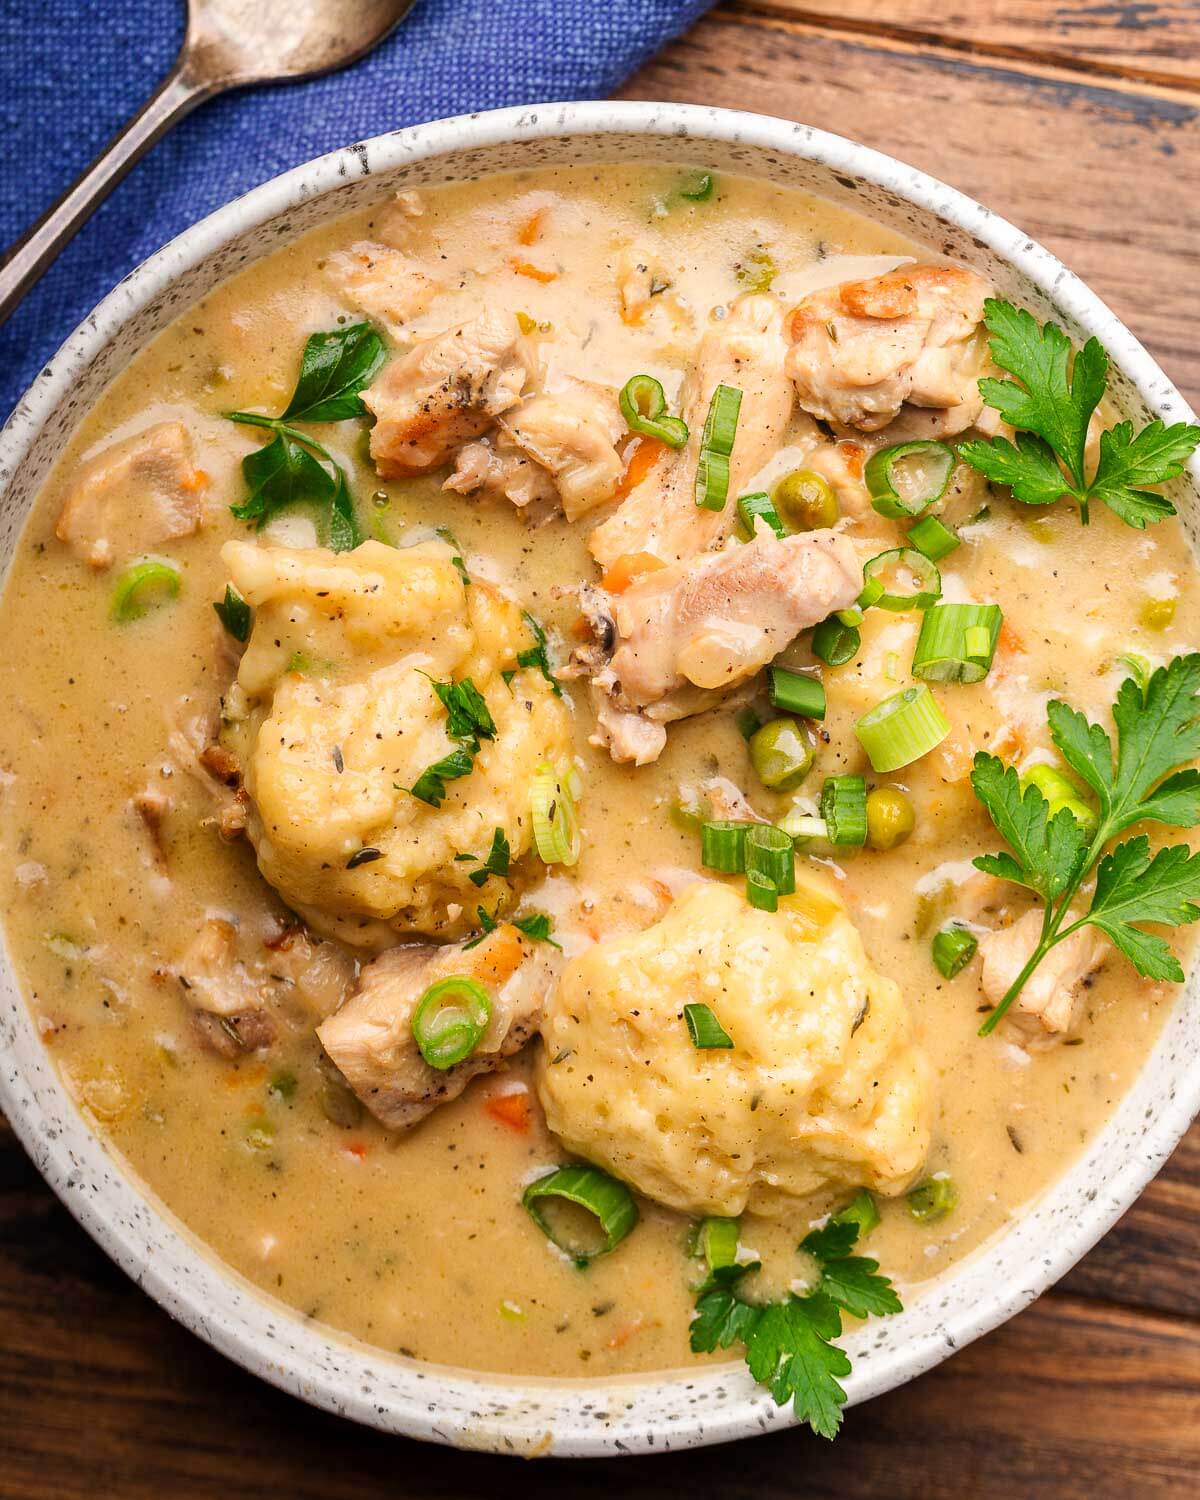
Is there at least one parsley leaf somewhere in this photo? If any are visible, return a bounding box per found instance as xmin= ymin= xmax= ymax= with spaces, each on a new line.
xmin=408 ymin=746 xmax=476 ymax=808
xmin=959 ymin=299 xmax=1199 ymax=527
xmin=280 ymin=323 xmax=385 ymax=423
xmin=689 ymin=1206 xmax=900 ymax=1440
xmin=971 ymin=653 xmax=1200 ymax=1033
xmin=212 ymin=584 xmax=251 ymax=643
xmin=225 ymin=322 xmax=384 ymax=550
xmin=462 ymin=905 xmax=560 ymax=950
xmin=428 ymin=676 xmax=496 ymax=744
xmin=469 ymin=826 xmax=510 ymax=887
xmin=516 ymin=611 xmax=562 ymax=695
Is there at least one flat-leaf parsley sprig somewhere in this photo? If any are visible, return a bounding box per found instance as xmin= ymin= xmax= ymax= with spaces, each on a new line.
xmin=690 ymin=1205 xmax=901 ymax=1440
xmin=959 ymin=300 xmax=1200 ymax=527
xmin=971 ymin=653 xmax=1200 ymax=1035
xmin=225 ymin=322 xmax=385 ymax=551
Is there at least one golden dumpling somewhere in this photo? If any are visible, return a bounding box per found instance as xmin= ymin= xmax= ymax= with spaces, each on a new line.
xmin=222 ymin=538 xmax=574 ymax=945
xmin=536 ymin=878 xmax=932 ymax=1217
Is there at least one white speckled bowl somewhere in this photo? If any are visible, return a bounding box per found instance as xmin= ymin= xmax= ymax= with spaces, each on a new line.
xmin=1 ymin=102 xmax=1198 ymax=1458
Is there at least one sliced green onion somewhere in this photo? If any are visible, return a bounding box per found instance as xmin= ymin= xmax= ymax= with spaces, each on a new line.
xmin=678 ymin=171 xmax=716 ymax=202
xmin=776 ymin=807 xmax=828 ymax=843
xmin=523 ymin=1164 xmax=639 ymax=1267
xmin=1021 ymin=764 xmax=1099 ymax=833
xmin=213 ymin=584 xmax=251 ymax=642
xmin=820 ymin=775 xmax=868 ymax=847
xmin=693 ymin=1215 xmax=750 ymax=1291
xmin=906 ymin=1175 xmax=957 ymax=1223
xmin=737 ymin=490 xmax=787 ymax=539
xmin=694 ymin=384 xmax=742 ymax=512
xmin=734 ymin=706 xmax=762 ymax=741
xmin=749 ymin=717 xmax=814 ymax=791
xmin=619 ymin=374 xmax=688 ymax=450
xmin=907 ymin=514 xmax=960 ymax=563
xmin=858 ymin=575 xmax=885 ymax=610
xmin=931 ymin=924 xmax=978 ymax=979
xmin=701 ymin=383 xmax=742 ymax=455
xmin=812 ymin=616 xmax=861 ymax=668
xmin=861 ymin=548 xmax=942 ymax=612
xmin=836 ymin=606 xmax=864 ymax=628
xmin=768 ymin=666 xmax=826 ymax=720
xmin=530 ymin=762 xmax=581 ymax=866
xmin=833 ymin=1189 xmax=880 ymax=1237
xmin=745 ymin=824 xmax=795 ymax=895
xmin=856 ymin=684 xmax=950 ymax=772
xmin=694 ymin=447 xmax=731 ymax=512
xmin=684 ymin=1003 xmax=734 ymax=1050
xmin=912 ymin=602 xmax=1003 ymax=684
xmin=701 ymin=820 xmax=749 ymax=873
xmin=411 ymin=976 xmax=491 ymax=1070
xmin=864 ymin=440 xmax=955 ymax=519
xmin=745 ymin=870 xmax=778 ymax=911
xmin=110 ymin=557 xmax=181 ymax=623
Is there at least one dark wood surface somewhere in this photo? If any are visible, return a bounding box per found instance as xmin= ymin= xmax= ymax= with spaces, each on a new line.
xmin=4 ymin=2 xmax=1200 ymax=1493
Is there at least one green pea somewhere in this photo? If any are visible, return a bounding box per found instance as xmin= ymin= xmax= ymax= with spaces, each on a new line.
xmin=749 ymin=717 xmax=815 ymax=791
xmin=865 ymin=786 xmax=916 ymax=851
xmin=772 ymin=469 xmax=839 ymax=531
xmin=1140 ymin=596 xmax=1176 ymax=631
xmin=906 ymin=1176 xmax=957 ymax=1223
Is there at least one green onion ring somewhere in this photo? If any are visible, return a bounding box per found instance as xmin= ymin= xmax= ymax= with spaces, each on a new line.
xmin=912 ymin=602 xmax=1003 ymax=684
xmin=411 ymin=976 xmax=491 ymax=1070
xmin=820 ymin=775 xmax=868 ymax=847
xmin=618 ymin=374 xmax=688 ymax=450
xmin=522 ymin=1164 xmax=639 ymax=1267
xmin=855 ymin=683 xmax=951 ymax=773
xmin=864 ymin=440 xmax=955 ymax=520
xmin=745 ymin=823 xmax=796 ymax=894
xmin=110 ymin=556 xmax=182 ymax=623
xmin=701 ymin=820 xmax=749 ymax=873
xmin=861 ymin=548 xmax=942 ymax=612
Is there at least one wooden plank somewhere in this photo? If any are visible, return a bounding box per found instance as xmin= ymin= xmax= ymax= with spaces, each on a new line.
xmin=1 ymin=1136 xmax=1198 ymax=1500
xmin=620 ymin=12 xmax=1200 ymax=411
xmin=732 ymin=0 xmax=1200 ymax=87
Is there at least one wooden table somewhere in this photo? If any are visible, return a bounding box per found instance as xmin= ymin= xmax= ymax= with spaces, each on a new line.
xmin=4 ymin=3 xmax=1200 ymax=1494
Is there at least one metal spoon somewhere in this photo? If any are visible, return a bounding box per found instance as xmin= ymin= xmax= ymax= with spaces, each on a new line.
xmin=0 ymin=0 xmax=416 ymax=326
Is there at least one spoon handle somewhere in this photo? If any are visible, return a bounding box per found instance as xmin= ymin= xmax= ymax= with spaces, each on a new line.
xmin=0 ymin=59 xmax=216 ymax=329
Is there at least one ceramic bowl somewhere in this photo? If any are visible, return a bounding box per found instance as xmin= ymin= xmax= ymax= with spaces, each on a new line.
xmin=1 ymin=101 xmax=1198 ymax=1458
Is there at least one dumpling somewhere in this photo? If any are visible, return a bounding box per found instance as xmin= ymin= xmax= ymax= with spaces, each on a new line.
xmin=536 ymin=877 xmax=932 ymax=1217
xmin=220 ymin=538 xmax=574 ymax=946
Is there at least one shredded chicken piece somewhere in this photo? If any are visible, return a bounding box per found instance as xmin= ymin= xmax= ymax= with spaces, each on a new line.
xmin=166 ymin=703 xmax=247 ymax=840
xmin=697 ymin=776 xmax=767 ymax=824
xmin=318 ymin=924 xmax=557 ymax=1131
xmin=785 ymin=264 xmax=992 ymax=433
xmin=193 ymin=1009 xmax=276 ymax=1059
xmin=443 ymin=435 xmax=558 ymax=512
xmin=979 ymin=910 xmax=1108 ymax=1043
xmin=173 ymin=918 xmax=264 ymax=1017
xmin=55 ymin=421 xmax=204 ymax=569
xmin=589 ymin=294 xmax=795 ymax=568
xmin=326 ymin=240 xmax=441 ymax=334
xmin=132 ymin=786 xmax=172 ymax=864
xmin=363 ymin=310 xmax=532 ymax=477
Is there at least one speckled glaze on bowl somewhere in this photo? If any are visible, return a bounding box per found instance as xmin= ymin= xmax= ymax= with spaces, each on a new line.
xmin=1 ymin=102 xmax=1197 ymax=1458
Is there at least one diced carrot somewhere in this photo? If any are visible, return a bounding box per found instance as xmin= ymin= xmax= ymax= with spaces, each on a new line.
xmin=181 ymin=468 xmax=209 ymax=493
xmin=606 ymin=1316 xmax=645 ymax=1350
xmin=510 ymin=258 xmax=557 ymax=284
xmin=343 ymin=1140 xmax=369 ymax=1161
xmin=600 ymin=551 xmax=667 ymax=594
xmin=516 ymin=209 xmax=545 ymax=246
xmin=838 ymin=441 xmax=865 ymax=479
xmin=998 ymin=620 xmax=1025 ymax=655
xmin=615 ymin=435 xmax=667 ymax=499
xmin=471 ymin=923 xmax=524 ymax=985
xmin=485 ymin=1089 xmax=532 ymax=1132
xmin=225 ymin=1063 xmax=268 ymax=1090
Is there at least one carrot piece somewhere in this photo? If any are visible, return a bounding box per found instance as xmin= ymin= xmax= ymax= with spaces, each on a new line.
xmin=606 ymin=1316 xmax=645 ymax=1350
xmin=343 ymin=1140 xmax=369 ymax=1161
xmin=516 ymin=208 xmax=545 ymax=246
xmin=485 ymin=1089 xmax=531 ymax=1132
xmin=181 ymin=468 xmax=209 ymax=493
xmin=471 ymin=923 xmax=524 ymax=986
xmin=838 ymin=441 xmax=865 ymax=479
xmin=600 ymin=551 xmax=667 ymax=594
xmin=510 ymin=258 xmax=557 ymax=284
xmin=614 ymin=435 xmax=667 ymax=499
xmin=998 ymin=620 xmax=1025 ymax=655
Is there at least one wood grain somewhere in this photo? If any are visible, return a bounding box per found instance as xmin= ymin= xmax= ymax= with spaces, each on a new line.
xmin=731 ymin=0 xmax=1200 ymax=88
xmin=621 ymin=10 xmax=1200 ymax=411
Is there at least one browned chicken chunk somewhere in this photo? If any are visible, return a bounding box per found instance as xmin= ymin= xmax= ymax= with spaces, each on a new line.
xmin=55 ymin=421 xmax=205 ymax=569
xmin=785 ymin=264 xmax=992 ymax=433
xmin=318 ymin=923 xmax=556 ymax=1131
xmin=363 ymin=310 xmax=532 ymax=477
xmin=326 ymin=240 xmax=441 ymax=333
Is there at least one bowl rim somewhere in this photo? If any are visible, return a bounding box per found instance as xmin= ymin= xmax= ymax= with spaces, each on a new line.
xmin=1 ymin=99 xmax=1198 ymax=1459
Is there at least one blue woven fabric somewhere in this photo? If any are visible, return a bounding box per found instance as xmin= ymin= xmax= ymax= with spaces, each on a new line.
xmin=0 ymin=0 xmax=710 ymax=423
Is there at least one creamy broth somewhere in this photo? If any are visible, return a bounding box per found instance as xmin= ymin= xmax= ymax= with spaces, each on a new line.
xmin=0 ymin=164 xmax=1195 ymax=1382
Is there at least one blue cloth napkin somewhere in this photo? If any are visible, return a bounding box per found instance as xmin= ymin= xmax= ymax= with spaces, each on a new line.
xmin=0 ymin=0 xmax=711 ymax=424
